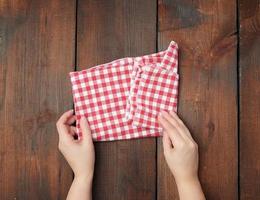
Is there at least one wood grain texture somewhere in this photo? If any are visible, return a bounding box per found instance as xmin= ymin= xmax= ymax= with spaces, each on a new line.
xmin=0 ymin=0 xmax=75 ymax=199
xmin=239 ymin=0 xmax=260 ymax=199
xmin=157 ymin=0 xmax=238 ymax=199
xmin=1 ymin=1 xmax=260 ymax=199
xmin=76 ymin=0 xmax=157 ymax=199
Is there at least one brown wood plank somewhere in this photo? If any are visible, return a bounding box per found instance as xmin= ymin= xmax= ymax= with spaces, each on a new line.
xmin=239 ymin=0 xmax=260 ymax=199
xmin=157 ymin=0 xmax=238 ymax=199
xmin=76 ymin=0 xmax=157 ymax=199
xmin=0 ymin=0 xmax=75 ymax=199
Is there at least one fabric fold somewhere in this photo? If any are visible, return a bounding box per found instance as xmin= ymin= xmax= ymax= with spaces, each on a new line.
xmin=125 ymin=41 xmax=179 ymax=129
xmin=69 ymin=41 xmax=179 ymax=141
xmin=132 ymin=66 xmax=179 ymax=130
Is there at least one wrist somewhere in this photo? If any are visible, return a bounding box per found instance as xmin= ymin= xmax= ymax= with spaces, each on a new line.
xmin=74 ymin=169 xmax=94 ymax=180
xmin=175 ymin=175 xmax=205 ymax=200
xmin=175 ymin=175 xmax=200 ymax=187
xmin=68 ymin=173 xmax=93 ymax=199
xmin=74 ymin=173 xmax=93 ymax=185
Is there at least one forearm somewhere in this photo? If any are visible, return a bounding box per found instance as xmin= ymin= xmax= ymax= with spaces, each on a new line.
xmin=66 ymin=176 xmax=93 ymax=200
xmin=176 ymin=176 xmax=205 ymax=200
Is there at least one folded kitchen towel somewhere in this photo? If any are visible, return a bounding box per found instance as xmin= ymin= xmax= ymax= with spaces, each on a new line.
xmin=69 ymin=41 xmax=179 ymax=141
xmin=124 ymin=50 xmax=167 ymax=121
xmin=126 ymin=41 xmax=179 ymax=130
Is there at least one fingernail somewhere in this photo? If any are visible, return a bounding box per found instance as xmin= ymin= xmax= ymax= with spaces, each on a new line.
xmin=169 ymin=110 xmax=175 ymax=115
xmin=161 ymin=110 xmax=168 ymax=117
xmin=77 ymin=135 xmax=81 ymax=141
xmin=158 ymin=112 xmax=163 ymax=119
xmin=81 ymin=116 xmax=86 ymax=121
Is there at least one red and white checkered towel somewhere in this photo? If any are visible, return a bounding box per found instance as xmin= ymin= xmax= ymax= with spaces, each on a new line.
xmin=69 ymin=41 xmax=179 ymax=141
xmin=125 ymin=41 xmax=178 ymax=130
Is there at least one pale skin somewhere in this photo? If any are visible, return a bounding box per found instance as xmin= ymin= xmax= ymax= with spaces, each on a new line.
xmin=56 ymin=109 xmax=205 ymax=200
xmin=56 ymin=110 xmax=94 ymax=200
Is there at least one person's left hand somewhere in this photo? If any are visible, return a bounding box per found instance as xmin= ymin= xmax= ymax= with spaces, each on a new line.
xmin=56 ymin=110 xmax=95 ymax=180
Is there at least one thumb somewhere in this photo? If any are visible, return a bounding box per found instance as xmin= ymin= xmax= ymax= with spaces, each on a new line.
xmin=79 ymin=116 xmax=93 ymax=143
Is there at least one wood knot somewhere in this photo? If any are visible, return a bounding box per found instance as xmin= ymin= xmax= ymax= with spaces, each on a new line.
xmin=207 ymin=121 xmax=215 ymax=133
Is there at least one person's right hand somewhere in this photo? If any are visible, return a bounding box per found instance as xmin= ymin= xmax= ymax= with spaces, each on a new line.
xmin=158 ymin=110 xmax=205 ymax=200
xmin=158 ymin=110 xmax=199 ymax=184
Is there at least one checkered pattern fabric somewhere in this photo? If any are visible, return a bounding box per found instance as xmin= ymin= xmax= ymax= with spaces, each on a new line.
xmin=125 ymin=41 xmax=178 ymax=128
xmin=125 ymin=50 xmax=166 ymax=121
xmin=126 ymin=41 xmax=179 ymax=129
xmin=132 ymin=66 xmax=179 ymax=130
xmin=69 ymin=41 xmax=179 ymax=141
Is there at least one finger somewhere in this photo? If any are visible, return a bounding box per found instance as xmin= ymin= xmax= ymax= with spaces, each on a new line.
xmin=169 ymin=110 xmax=184 ymax=125
xmin=161 ymin=110 xmax=181 ymax=128
xmin=79 ymin=116 xmax=93 ymax=143
xmin=58 ymin=125 xmax=75 ymax=143
xmin=158 ymin=114 xmax=184 ymax=145
xmin=66 ymin=115 xmax=76 ymax=125
xmin=169 ymin=110 xmax=193 ymax=139
xmin=162 ymin=131 xmax=173 ymax=153
xmin=161 ymin=110 xmax=192 ymax=142
xmin=70 ymin=126 xmax=77 ymax=132
xmin=57 ymin=109 xmax=74 ymax=127
xmin=56 ymin=110 xmax=74 ymax=135
xmin=56 ymin=111 xmax=75 ymax=142
xmin=68 ymin=126 xmax=80 ymax=140
xmin=69 ymin=126 xmax=77 ymax=135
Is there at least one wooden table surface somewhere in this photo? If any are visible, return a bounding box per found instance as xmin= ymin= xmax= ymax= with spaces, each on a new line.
xmin=0 ymin=0 xmax=259 ymax=199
